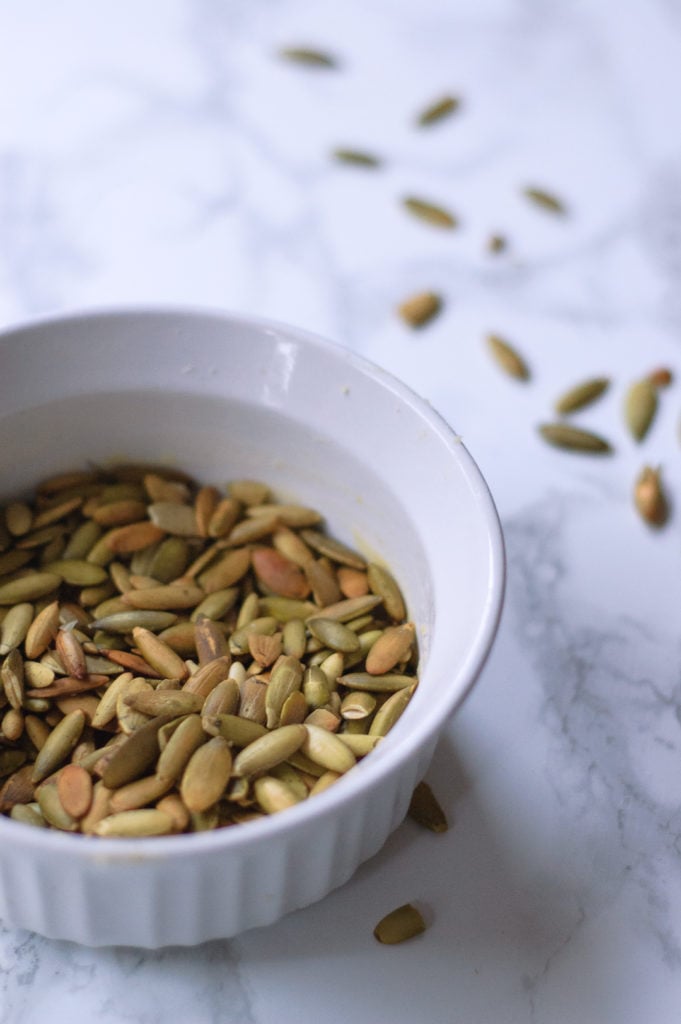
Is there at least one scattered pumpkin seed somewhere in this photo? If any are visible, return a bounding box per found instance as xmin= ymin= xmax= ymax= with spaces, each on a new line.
xmin=397 ymin=291 xmax=442 ymax=328
xmin=373 ymin=903 xmax=427 ymax=944
xmin=554 ymin=377 xmax=609 ymax=415
xmin=538 ymin=423 xmax=613 ymax=454
xmin=634 ymin=466 xmax=668 ymax=527
xmin=625 ymin=378 xmax=658 ymax=441
xmin=486 ymin=333 xmax=530 ymax=381
xmin=523 ymin=186 xmax=567 ymax=215
xmin=417 ymin=94 xmax=460 ymax=126
xmin=333 ymin=148 xmax=381 ymax=168
xmin=278 ymin=47 xmax=337 ymax=68
xmin=403 ymin=196 xmax=457 ymax=229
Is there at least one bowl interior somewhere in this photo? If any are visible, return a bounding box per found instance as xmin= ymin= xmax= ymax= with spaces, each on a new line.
xmin=0 ymin=308 xmax=503 ymax=787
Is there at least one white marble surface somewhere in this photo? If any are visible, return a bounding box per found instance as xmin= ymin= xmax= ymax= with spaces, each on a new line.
xmin=1 ymin=0 xmax=681 ymax=1020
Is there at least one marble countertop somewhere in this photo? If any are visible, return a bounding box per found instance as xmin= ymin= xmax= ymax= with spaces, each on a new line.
xmin=1 ymin=1 xmax=681 ymax=1021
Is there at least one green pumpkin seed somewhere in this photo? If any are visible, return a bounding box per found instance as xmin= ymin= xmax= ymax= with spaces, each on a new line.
xmin=538 ymin=423 xmax=613 ymax=454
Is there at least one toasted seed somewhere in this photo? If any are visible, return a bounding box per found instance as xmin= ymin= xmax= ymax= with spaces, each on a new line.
xmin=57 ymin=763 xmax=93 ymax=818
xmin=417 ymin=94 xmax=460 ymax=126
xmin=265 ymin=656 xmax=304 ymax=729
xmin=10 ymin=803 xmax=46 ymax=828
xmin=408 ymin=781 xmax=448 ymax=832
xmin=201 ymin=678 xmax=240 ymax=722
xmin=104 ymin=521 xmax=167 ymax=553
xmin=122 ymin=583 xmax=204 ymax=610
xmin=260 ymin=596 xmax=318 ymax=622
xmin=23 ymin=601 xmax=60 ymax=660
xmin=56 ymin=629 xmax=87 ymax=679
xmin=0 ymin=573 xmax=61 ymax=605
xmin=374 ymin=904 xmax=426 ymax=944
xmin=1 ymin=649 xmax=24 ymax=709
xmin=301 ymin=724 xmax=356 ymax=773
xmin=253 ymin=774 xmax=301 ymax=813
xmin=403 ymin=196 xmax=457 ymax=229
xmin=554 ymin=377 xmax=610 ymax=415
xmin=147 ymin=536 xmax=189 ymax=583
xmin=340 ymin=690 xmax=376 ymax=720
xmin=157 ymin=621 xmax=197 ymax=656
xmin=332 ymin=148 xmax=381 ymax=168
xmin=5 ymin=502 xmax=33 ymax=536
xmin=32 ymin=709 xmax=86 ymax=783
xmin=308 ymin=617 xmax=361 ymax=653
xmin=94 ymin=808 xmax=174 ymax=837
xmin=198 ymin=547 xmax=251 ymax=593
xmin=282 ymin=618 xmax=307 ymax=660
xmin=486 ymin=333 xmax=529 ymax=381
xmin=335 ymin=733 xmax=381 ymax=756
xmin=278 ymin=689 xmax=308 ymax=726
xmin=92 ymin=500 xmax=148 ymax=527
xmin=625 ymin=378 xmax=658 ymax=441
xmin=25 ymin=673 xmax=110 ymax=699
xmin=339 ymin=671 xmax=415 ymax=693
xmin=314 ymin=594 xmax=382 ymax=622
xmin=0 ymin=750 xmax=26 ymax=778
xmin=183 ymin=655 xmax=231 ymax=698
xmin=143 ymin=473 xmax=191 ymax=504
xmin=523 ymin=186 xmax=566 ymax=215
xmin=0 ymin=602 xmax=33 ymax=655
xmin=124 ymin=690 xmax=203 ymax=717
xmin=156 ymin=715 xmax=207 ymax=782
xmin=303 ymin=666 xmax=333 ymax=709
xmin=538 ymin=423 xmax=613 ymax=454
xmin=0 ymin=764 xmax=35 ymax=811
xmin=155 ymin=793 xmax=190 ymax=833
xmin=207 ymin=498 xmax=241 ymax=538
xmin=107 ymin=774 xmax=174 ymax=813
xmin=180 ymin=736 xmax=232 ymax=812
xmin=272 ymin=526 xmax=314 ymax=569
xmin=279 ymin=46 xmax=336 ymax=68
xmin=634 ymin=466 xmax=669 ymax=527
xmin=366 ymin=623 xmax=415 ymax=675
xmin=305 ymin=560 xmax=342 ymax=607
xmin=226 ymin=513 xmax=280 ymax=547
xmin=252 ymin=547 xmax=310 ymax=599
xmin=299 ymin=530 xmax=366 ymax=570
xmin=208 ymin=713 xmax=268 ymax=747
xmin=232 ymin=724 xmax=307 ymax=777
xmin=147 ymin=501 xmax=198 ymax=537
xmin=248 ymin=631 xmax=283 ymax=667
xmin=191 ymin=587 xmax=239 ymax=623
xmin=0 ymin=549 xmax=33 ymax=576
xmin=194 ymin=617 xmax=230 ymax=664
xmin=131 ymin=627 xmax=189 ymax=679
xmin=91 ymin=614 xmax=181 ymax=642
xmin=100 ymin=714 xmax=175 ymax=789
xmin=369 ymin=687 xmax=411 ymax=736
xmin=367 ymin=564 xmax=406 ymax=621
xmin=36 ymin=781 xmax=79 ymax=831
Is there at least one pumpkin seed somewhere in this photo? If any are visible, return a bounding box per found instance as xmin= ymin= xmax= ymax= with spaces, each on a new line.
xmin=554 ymin=377 xmax=609 ymax=415
xmin=486 ymin=333 xmax=530 ymax=381
xmin=397 ymin=291 xmax=442 ymax=328
xmin=634 ymin=466 xmax=668 ymax=527
xmin=279 ymin=47 xmax=337 ymax=68
xmin=417 ymin=93 xmax=460 ymax=125
xmin=538 ymin=423 xmax=613 ymax=454
xmin=403 ymin=196 xmax=457 ymax=229
xmin=625 ymin=378 xmax=657 ymax=441
xmin=374 ymin=904 xmax=427 ymax=944
xmin=523 ymin=186 xmax=566 ymax=214
xmin=333 ymin=148 xmax=381 ymax=168
xmin=408 ymin=781 xmax=448 ymax=833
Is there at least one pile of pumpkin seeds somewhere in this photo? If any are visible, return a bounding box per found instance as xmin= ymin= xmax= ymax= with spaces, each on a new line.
xmin=0 ymin=465 xmax=419 ymax=838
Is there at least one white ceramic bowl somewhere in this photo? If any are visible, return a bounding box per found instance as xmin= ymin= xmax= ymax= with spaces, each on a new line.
xmin=0 ymin=307 xmax=504 ymax=947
